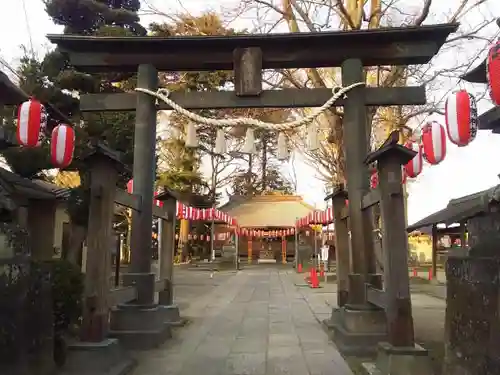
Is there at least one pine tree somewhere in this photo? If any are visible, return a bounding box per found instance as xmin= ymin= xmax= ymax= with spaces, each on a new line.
xmin=0 ymin=1 xmax=147 ymax=262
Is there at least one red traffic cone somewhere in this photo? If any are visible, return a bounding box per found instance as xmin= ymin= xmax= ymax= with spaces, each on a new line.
xmin=297 ymin=263 xmax=303 ymax=273
xmin=413 ymin=268 xmax=417 ymax=277
xmin=311 ymin=268 xmax=319 ymax=288
xmin=428 ymin=268 xmax=433 ymax=281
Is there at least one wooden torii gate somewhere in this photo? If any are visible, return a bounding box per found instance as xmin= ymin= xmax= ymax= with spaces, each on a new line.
xmin=47 ymin=24 xmax=457 ymax=361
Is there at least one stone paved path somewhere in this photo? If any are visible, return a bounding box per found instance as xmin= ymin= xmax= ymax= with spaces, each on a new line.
xmin=132 ymin=267 xmax=353 ymax=375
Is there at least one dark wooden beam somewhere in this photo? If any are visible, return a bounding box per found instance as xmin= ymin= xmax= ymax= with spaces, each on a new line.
xmin=114 ymin=188 xmax=141 ymax=211
xmin=63 ymin=42 xmax=441 ymax=73
xmin=114 ymin=188 xmax=170 ymax=220
xmin=80 ymin=87 xmax=426 ymax=112
xmin=365 ymin=285 xmax=386 ymax=309
xmin=478 ymin=106 xmax=500 ymax=130
xmin=47 ymin=24 xmax=457 ymax=72
xmin=361 ymin=189 xmax=381 ymax=210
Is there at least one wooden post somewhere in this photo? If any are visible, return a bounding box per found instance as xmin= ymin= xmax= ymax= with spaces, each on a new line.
xmin=330 ymin=186 xmax=350 ymax=307
xmin=80 ymin=152 xmax=119 ymax=342
xmin=459 ymin=221 xmax=467 ymax=248
xmin=248 ymin=237 xmax=252 ymax=263
xmin=368 ymin=142 xmax=416 ymax=347
xmin=432 ymin=224 xmax=438 ymax=280
xmin=341 ymin=58 xmax=376 ymax=305
xmin=158 ymin=196 xmax=176 ymax=305
xmin=128 ymin=63 xmax=158 ymax=305
xmin=281 ymin=236 xmax=287 ymax=264
xmin=233 ymin=47 xmax=262 ymax=96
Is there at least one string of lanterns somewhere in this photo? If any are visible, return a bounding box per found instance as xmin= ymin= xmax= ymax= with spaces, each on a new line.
xmin=175 ymin=201 xmax=238 ymax=225
xmin=238 ymin=228 xmax=295 ymax=237
xmin=127 ymin=179 xmax=239 ymax=225
xmin=399 ymin=41 xmax=498 ymax=179
xmin=295 ymin=45 xmax=497 ymax=225
xmin=296 ymin=208 xmax=336 ymax=228
xmin=16 ymin=98 xmax=75 ymax=168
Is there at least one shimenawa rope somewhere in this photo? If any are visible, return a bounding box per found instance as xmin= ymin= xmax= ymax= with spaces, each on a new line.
xmin=135 ymin=82 xmax=365 ymax=130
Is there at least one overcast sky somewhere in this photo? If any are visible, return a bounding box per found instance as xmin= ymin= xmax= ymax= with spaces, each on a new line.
xmin=2 ymin=0 xmax=500 ymax=225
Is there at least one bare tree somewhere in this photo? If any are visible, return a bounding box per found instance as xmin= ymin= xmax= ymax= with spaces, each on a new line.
xmin=226 ymin=0 xmax=497 ymax=186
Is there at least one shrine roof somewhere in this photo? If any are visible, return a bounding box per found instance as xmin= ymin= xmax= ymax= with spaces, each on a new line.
xmin=406 ymin=185 xmax=500 ymax=232
xmin=47 ymin=23 xmax=458 ymax=73
xmin=220 ymin=195 xmax=314 ymax=228
xmin=461 ymin=18 xmax=500 ymax=84
xmin=461 ymin=60 xmax=487 ymax=84
xmin=0 ymin=71 xmax=27 ymax=105
xmin=0 ymin=167 xmax=70 ymax=200
xmin=477 ymin=106 xmax=500 ymax=131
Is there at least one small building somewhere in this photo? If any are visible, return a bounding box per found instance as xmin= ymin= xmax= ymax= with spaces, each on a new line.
xmin=220 ymin=194 xmax=315 ymax=262
xmin=406 ymin=184 xmax=500 ymax=276
xmin=0 ymin=167 xmax=71 ymax=260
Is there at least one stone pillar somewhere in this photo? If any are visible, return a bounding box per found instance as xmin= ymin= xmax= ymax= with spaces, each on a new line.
xmin=331 ymin=187 xmax=349 ymax=308
xmin=341 ymin=58 xmax=376 ymax=305
xmin=157 ymin=195 xmax=182 ymax=325
xmin=109 ymin=67 xmax=171 ymax=349
xmin=443 ymin=257 xmax=500 ymax=375
xmin=330 ymin=60 xmax=387 ymax=357
xmin=158 ymin=215 xmax=174 ymax=304
xmin=127 ymin=63 xmax=158 ymax=305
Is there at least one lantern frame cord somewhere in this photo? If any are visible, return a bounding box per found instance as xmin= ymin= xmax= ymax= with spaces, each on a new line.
xmin=135 ymin=82 xmax=365 ymax=130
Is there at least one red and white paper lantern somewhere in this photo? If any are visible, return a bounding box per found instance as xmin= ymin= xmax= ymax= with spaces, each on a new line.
xmin=487 ymin=41 xmax=500 ymax=105
xmin=404 ymin=141 xmax=423 ymax=178
xmin=17 ymin=99 xmax=47 ymax=147
xmin=50 ymin=124 xmax=75 ymax=168
xmin=421 ymin=122 xmax=446 ymax=165
xmin=127 ymin=179 xmax=133 ymax=194
xmin=370 ymin=171 xmax=379 ymax=189
xmin=154 ymin=191 xmax=163 ymax=207
xmin=445 ymin=90 xmax=478 ymax=146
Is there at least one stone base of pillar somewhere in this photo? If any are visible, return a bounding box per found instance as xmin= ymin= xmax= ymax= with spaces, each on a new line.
xmin=322 ymin=307 xmax=341 ymax=331
xmin=158 ymin=282 xmax=173 ymax=306
xmin=61 ymin=338 xmax=136 ymax=375
xmin=330 ymin=306 xmax=388 ymax=356
xmin=362 ymin=342 xmax=432 ymax=375
xmin=158 ymin=304 xmax=185 ymax=326
xmin=109 ymin=304 xmax=172 ymax=350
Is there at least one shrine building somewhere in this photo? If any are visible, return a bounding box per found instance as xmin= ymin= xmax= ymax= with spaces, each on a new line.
xmin=220 ymin=194 xmax=315 ymax=263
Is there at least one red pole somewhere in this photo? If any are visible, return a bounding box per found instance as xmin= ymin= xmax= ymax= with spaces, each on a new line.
xmin=428 ymin=267 xmax=433 ymax=281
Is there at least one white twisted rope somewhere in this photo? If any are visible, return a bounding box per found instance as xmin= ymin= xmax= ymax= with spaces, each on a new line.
xmin=135 ymin=82 xmax=365 ymax=130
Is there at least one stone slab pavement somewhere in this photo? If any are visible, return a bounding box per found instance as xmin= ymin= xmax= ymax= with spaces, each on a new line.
xmin=131 ymin=266 xmax=353 ymax=375
xmin=289 ymin=271 xmax=446 ymax=347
